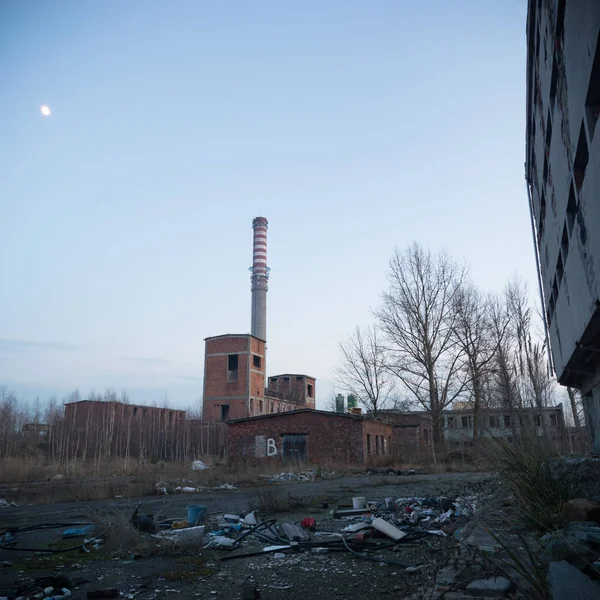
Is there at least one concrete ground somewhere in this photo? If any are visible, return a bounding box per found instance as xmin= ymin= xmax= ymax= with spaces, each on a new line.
xmin=0 ymin=471 xmax=493 ymax=600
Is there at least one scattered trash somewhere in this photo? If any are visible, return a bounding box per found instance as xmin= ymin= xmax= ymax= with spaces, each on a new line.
xmin=269 ymin=584 xmax=292 ymax=590
xmin=159 ymin=525 xmax=206 ymax=545
xmin=272 ymin=552 xmax=286 ymax=559
xmin=62 ymin=525 xmax=95 ymax=539
xmin=0 ymin=499 xmax=18 ymax=508
xmin=372 ymin=517 xmax=407 ymax=541
xmin=192 ymin=460 xmax=210 ymax=471
xmin=86 ymin=589 xmax=120 ymax=599
xmin=282 ymin=522 xmax=310 ymax=541
xmin=352 ymin=497 xmax=367 ymax=509
xmin=213 ymin=483 xmax=237 ymax=490
xmin=300 ymin=517 xmax=316 ymax=530
xmin=187 ymin=505 xmax=207 ymax=526
xmin=175 ymin=486 xmax=198 ymax=493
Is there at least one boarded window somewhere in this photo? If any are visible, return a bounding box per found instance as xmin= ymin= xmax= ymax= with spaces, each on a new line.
xmin=255 ymin=435 xmax=266 ymax=457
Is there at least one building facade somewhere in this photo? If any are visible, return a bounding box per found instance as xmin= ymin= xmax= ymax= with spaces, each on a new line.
xmin=202 ymin=334 xmax=316 ymax=422
xmin=441 ymin=405 xmax=565 ymax=449
xmin=526 ymin=1 xmax=600 ymax=451
xmin=227 ymin=409 xmax=393 ymax=465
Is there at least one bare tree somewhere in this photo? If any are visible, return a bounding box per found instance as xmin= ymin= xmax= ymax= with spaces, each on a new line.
xmin=376 ymin=243 xmax=467 ymax=448
xmin=336 ymin=325 xmax=393 ymax=417
xmin=567 ymin=387 xmax=583 ymax=429
xmin=508 ymin=278 xmax=554 ymax=433
xmin=453 ymin=285 xmax=506 ymax=440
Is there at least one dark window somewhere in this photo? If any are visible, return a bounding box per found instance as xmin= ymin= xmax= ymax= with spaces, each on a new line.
xmin=271 ymin=377 xmax=278 ymax=382
xmin=503 ymin=415 xmax=511 ymax=427
xmin=573 ymin=122 xmax=589 ymax=191
xmin=220 ymin=404 xmax=230 ymax=422
xmin=253 ymin=354 xmax=262 ymax=368
xmin=382 ymin=437 xmax=385 ymax=455
xmin=423 ymin=429 xmax=430 ymax=444
xmin=227 ymin=354 xmax=239 ymax=382
xmin=375 ymin=435 xmax=380 ymax=455
xmin=270 ymin=403 xmax=274 ymax=413
xmin=295 ymin=376 xmax=303 ymax=381
xmin=447 ymin=416 xmax=456 ymax=429
xmin=133 ymin=407 xmax=138 ymax=416
xmin=388 ymin=436 xmax=391 ymax=453
xmin=464 ymin=441 xmax=473 ymax=448
xmin=307 ymin=384 xmax=313 ymax=398
xmin=585 ymin=31 xmax=600 ymax=137
xmin=534 ymin=414 xmax=542 ymax=427
xmin=283 ymin=377 xmax=290 ymax=381
xmin=550 ymin=413 xmax=558 ymax=427
xmin=367 ymin=434 xmax=371 ymax=455
xmin=561 ymin=225 xmax=569 ymax=263
xmin=566 ymin=183 xmax=577 ymax=235
xmin=545 ymin=108 xmax=553 ymax=149
xmin=461 ymin=416 xmax=473 ymax=428
xmin=249 ymin=399 xmax=253 ymax=412
xmin=538 ymin=191 xmax=546 ymax=242
xmin=259 ymin=400 xmax=263 ymax=412
xmin=489 ymin=416 xmax=500 ymax=428
xmin=556 ymin=253 xmax=564 ymax=286
xmin=169 ymin=411 xmax=174 ymax=423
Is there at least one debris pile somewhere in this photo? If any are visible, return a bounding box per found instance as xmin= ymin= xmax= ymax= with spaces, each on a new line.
xmin=267 ymin=470 xmax=318 ymax=482
xmin=0 ymin=499 xmax=19 ymax=508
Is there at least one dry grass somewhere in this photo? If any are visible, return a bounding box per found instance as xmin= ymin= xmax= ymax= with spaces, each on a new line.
xmin=484 ymin=431 xmax=573 ymax=532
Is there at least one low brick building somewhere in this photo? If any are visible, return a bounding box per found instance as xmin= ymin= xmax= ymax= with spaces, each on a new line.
xmin=227 ymin=409 xmax=393 ymax=466
xmin=376 ymin=410 xmax=433 ymax=460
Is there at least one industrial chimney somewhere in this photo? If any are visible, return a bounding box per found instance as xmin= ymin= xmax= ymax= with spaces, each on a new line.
xmin=250 ymin=217 xmax=269 ymax=341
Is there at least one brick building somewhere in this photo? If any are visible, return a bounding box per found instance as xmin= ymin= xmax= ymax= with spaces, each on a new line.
xmin=227 ymin=409 xmax=392 ymax=466
xmin=376 ymin=410 xmax=433 ymax=460
xmin=202 ymin=334 xmax=316 ymax=422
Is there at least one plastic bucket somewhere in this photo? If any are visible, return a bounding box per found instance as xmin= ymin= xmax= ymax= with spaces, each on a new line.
xmin=352 ymin=497 xmax=367 ymax=509
xmin=187 ymin=505 xmax=207 ymax=526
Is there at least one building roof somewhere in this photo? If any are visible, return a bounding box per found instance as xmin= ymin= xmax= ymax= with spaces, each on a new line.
xmin=204 ymin=333 xmax=266 ymax=342
xmin=227 ymin=408 xmax=383 ymax=424
xmin=64 ymin=399 xmax=185 ymax=412
xmin=269 ymin=373 xmax=317 ymax=380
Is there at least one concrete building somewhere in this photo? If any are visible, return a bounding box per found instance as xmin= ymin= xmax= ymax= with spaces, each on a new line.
xmin=441 ymin=405 xmax=565 ymax=449
xmin=227 ymin=409 xmax=393 ymax=466
xmin=525 ymin=1 xmax=600 ymax=451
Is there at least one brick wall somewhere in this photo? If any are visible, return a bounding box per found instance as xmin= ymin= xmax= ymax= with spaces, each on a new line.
xmin=362 ymin=419 xmax=394 ymax=466
xmin=228 ymin=410 xmax=393 ymax=465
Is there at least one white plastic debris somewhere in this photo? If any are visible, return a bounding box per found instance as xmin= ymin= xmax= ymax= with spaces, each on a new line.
xmin=192 ymin=460 xmax=210 ymax=471
xmin=0 ymin=499 xmax=18 ymax=508
xmin=206 ymin=535 xmax=235 ymax=548
xmin=372 ymin=518 xmax=407 ymax=541
xmin=213 ymin=483 xmax=237 ymax=490
xmin=159 ymin=525 xmax=206 ymax=545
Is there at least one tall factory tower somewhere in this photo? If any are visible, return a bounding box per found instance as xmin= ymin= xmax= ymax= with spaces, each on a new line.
xmin=249 ymin=217 xmax=269 ymax=341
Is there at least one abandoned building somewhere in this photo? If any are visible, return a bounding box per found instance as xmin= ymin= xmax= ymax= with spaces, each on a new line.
xmin=201 ymin=217 xmax=316 ymax=422
xmin=440 ymin=404 xmax=566 ymax=448
xmin=227 ymin=409 xmax=393 ymax=465
xmin=526 ymin=1 xmax=600 ymax=451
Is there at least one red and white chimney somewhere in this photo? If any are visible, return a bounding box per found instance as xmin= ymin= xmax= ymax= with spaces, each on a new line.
xmin=250 ymin=217 xmax=269 ymax=341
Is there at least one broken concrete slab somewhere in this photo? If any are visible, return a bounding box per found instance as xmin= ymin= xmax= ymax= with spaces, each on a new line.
xmin=547 ymin=560 xmax=600 ymax=600
xmin=562 ymin=499 xmax=600 ymax=525
xmin=465 ymin=576 xmax=513 ymax=597
xmin=548 ymin=457 xmax=600 ymax=502
xmin=540 ymin=537 xmax=598 ymax=570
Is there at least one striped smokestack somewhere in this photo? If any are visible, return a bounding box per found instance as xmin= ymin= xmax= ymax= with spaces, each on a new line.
xmin=250 ymin=217 xmax=269 ymax=341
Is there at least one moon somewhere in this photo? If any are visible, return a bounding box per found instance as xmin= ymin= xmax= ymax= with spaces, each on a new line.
xmin=40 ymin=105 xmax=51 ymax=117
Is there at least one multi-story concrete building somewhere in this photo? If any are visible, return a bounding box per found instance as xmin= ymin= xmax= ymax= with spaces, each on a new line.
xmin=525 ymin=1 xmax=600 ymax=452
xmin=441 ymin=405 xmax=565 ymax=449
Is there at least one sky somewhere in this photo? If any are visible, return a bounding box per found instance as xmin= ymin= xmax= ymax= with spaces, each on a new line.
xmin=0 ymin=0 xmax=537 ymax=410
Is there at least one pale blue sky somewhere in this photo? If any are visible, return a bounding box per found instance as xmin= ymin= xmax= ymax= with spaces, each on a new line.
xmin=0 ymin=0 xmax=535 ymax=409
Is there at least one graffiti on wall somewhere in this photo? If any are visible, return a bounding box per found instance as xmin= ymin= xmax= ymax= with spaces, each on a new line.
xmin=255 ymin=435 xmax=278 ymax=457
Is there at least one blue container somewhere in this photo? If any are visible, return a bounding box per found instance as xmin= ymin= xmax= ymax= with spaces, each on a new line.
xmin=187 ymin=505 xmax=207 ymax=525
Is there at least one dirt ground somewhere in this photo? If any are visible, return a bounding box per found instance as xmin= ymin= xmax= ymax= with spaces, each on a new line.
xmin=0 ymin=471 xmax=493 ymax=599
